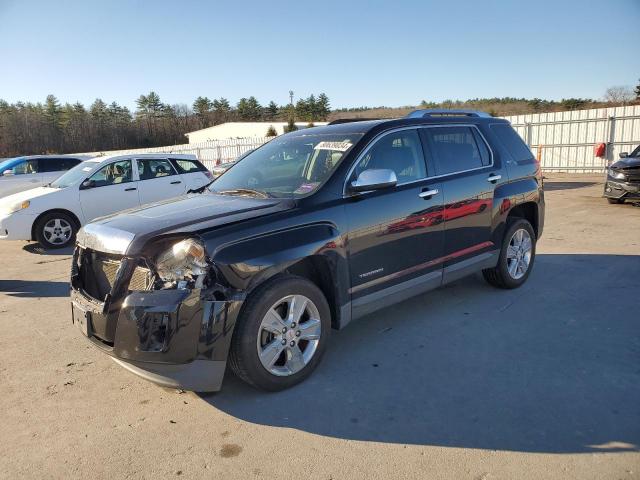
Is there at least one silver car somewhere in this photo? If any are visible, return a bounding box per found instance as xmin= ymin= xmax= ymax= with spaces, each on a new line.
xmin=0 ymin=155 xmax=88 ymax=198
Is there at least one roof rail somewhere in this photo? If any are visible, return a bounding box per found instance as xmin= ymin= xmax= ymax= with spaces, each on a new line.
xmin=405 ymin=109 xmax=492 ymax=119
xmin=327 ymin=118 xmax=380 ymax=125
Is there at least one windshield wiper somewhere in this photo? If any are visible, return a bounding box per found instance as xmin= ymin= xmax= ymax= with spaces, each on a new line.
xmin=215 ymin=188 xmax=273 ymax=199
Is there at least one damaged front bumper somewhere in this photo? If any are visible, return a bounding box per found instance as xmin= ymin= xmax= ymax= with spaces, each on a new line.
xmin=604 ymin=178 xmax=640 ymax=200
xmin=71 ymin=282 xmax=243 ymax=392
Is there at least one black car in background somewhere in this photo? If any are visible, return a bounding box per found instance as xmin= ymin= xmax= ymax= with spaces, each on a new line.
xmin=604 ymin=145 xmax=640 ymax=203
xmin=70 ymin=110 xmax=545 ymax=392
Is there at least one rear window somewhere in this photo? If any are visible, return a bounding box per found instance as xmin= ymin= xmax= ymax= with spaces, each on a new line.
xmin=171 ymin=159 xmax=207 ymax=173
xmin=39 ymin=157 xmax=82 ymax=173
xmin=490 ymin=124 xmax=533 ymax=162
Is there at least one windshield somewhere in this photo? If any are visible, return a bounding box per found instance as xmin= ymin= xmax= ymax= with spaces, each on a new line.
xmin=631 ymin=145 xmax=640 ymax=158
xmin=209 ymin=133 xmax=363 ymax=198
xmin=50 ymin=161 xmax=99 ymax=188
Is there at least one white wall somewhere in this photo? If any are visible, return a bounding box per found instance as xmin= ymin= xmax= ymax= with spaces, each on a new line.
xmin=186 ymin=122 xmax=328 ymax=143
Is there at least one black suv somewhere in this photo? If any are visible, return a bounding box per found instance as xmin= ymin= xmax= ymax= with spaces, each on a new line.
xmin=604 ymin=145 xmax=640 ymax=203
xmin=70 ymin=110 xmax=544 ymax=392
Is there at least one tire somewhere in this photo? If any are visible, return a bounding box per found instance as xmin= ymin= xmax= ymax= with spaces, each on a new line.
xmin=229 ymin=275 xmax=331 ymax=391
xmin=483 ymin=218 xmax=536 ymax=289
xmin=34 ymin=211 xmax=77 ymax=249
xmin=607 ymin=198 xmax=624 ymax=204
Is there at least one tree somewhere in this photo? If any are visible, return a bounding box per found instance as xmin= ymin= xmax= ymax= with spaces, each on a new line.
xmin=212 ymin=98 xmax=231 ymax=124
xmin=284 ymin=111 xmax=297 ymax=133
xmin=560 ymin=98 xmax=588 ymax=111
xmin=317 ymin=93 xmax=330 ymax=120
xmin=266 ymin=125 xmax=277 ymax=136
xmin=192 ymin=96 xmax=213 ymax=127
xmin=264 ymin=101 xmax=279 ymax=120
xmin=635 ymin=79 xmax=640 ymax=100
xmin=604 ymin=85 xmax=635 ymax=104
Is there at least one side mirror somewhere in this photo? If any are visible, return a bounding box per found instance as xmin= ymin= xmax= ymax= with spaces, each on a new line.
xmin=80 ymin=179 xmax=95 ymax=190
xmin=350 ymin=169 xmax=397 ymax=193
xmin=619 ymin=152 xmax=629 ymax=158
xmin=2 ymin=169 xmax=13 ymax=176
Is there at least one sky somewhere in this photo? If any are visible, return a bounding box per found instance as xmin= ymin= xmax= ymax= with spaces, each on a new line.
xmin=0 ymin=0 xmax=639 ymax=110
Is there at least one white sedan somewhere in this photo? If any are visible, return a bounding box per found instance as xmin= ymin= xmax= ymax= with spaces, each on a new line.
xmin=0 ymin=153 xmax=212 ymax=249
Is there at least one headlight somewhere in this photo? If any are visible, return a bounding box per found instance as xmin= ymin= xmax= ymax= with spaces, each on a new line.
xmin=608 ymin=168 xmax=625 ymax=180
xmin=155 ymin=238 xmax=208 ymax=286
xmin=0 ymin=200 xmax=30 ymax=216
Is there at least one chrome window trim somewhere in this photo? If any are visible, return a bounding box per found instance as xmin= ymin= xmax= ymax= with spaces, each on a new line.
xmin=342 ymin=124 xmax=495 ymax=197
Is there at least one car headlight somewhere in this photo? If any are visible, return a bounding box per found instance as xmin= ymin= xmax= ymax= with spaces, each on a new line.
xmin=155 ymin=238 xmax=209 ymax=287
xmin=608 ymin=168 xmax=625 ymax=180
xmin=0 ymin=200 xmax=30 ymax=216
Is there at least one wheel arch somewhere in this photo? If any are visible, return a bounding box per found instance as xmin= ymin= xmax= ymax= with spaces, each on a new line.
xmin=31 ymin=208 xmax=81 ymax=241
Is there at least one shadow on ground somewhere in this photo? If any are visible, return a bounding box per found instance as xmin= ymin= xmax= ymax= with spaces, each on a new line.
xmin=0 ymin=279 xmax=70 ymax=298
xmin=202 ymin=254 xmax=640 ymax=454
xmin=543 ymin=181 xmax=599 ymax=191
xmin=22 ymin=243 xmax=73 ymax=256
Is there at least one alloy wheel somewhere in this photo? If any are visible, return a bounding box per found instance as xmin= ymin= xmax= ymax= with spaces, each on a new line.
xmin=256 ymin=294 xmax=322 ymax=377
xmin=42 ymin=218 xmax=73 ymax=245
xmin=506 ymin=228 xmax=532 ymax=280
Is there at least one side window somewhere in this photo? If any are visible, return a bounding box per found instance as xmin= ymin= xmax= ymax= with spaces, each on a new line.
xmin=424 ymin=127 xmax=485 ymax=175
xmin=88 ymin=160 xmax=133 ymax=187
xmin=490 ymin=124 xmax=533 ymax=162
xmin=137 ymin=158 xmax=177 ymax=180
xmin=39 ymin=158 xmax=80 ymax=173
xmin=172 ymin=159 xmax=206 ymax=173
xmin=353 ymin=129 xmax=426 ymax=184
xmin=12 ymin=159 xmax=38 ymax=175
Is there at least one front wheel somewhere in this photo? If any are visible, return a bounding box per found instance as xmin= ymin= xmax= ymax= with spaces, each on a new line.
xmin=229 ymin=275 xmax=331 ymax=391
xmin=483 ymin=218 xmax=536 ymax=289
xmin=34 ymin=211 xmax=77 ymax=249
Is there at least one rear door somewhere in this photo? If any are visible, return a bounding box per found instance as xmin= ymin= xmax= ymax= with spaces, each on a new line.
xmin=170 ymin=158 xmax=212 ymax=191
xmin=420 ymin=125 xmax=506 ymax=281
xmin=136 ymin=157 xmax=186 ymax=205
xmin=79 ymin=159 xmax=140 ymax=221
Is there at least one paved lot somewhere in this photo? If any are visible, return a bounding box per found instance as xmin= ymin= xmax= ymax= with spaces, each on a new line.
xmin=1 ymin=174 xmax=639 ymax=479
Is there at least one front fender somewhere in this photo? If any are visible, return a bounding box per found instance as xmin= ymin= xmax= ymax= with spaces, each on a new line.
xmin=211 ymin=222 xmax=347 ymax=293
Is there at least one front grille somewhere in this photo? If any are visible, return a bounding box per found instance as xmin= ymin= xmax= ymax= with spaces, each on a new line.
xmin=78 ymin=250 xmax=152 ymax=301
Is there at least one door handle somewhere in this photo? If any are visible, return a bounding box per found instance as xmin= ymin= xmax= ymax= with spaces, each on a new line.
xmin=124 ymin=187 xmax=137 ymax=191
xmin=418 ymin=189 xmax=439 ymax=199
xmin=170 ymin=180 xmax=182 ymax=185
xmin=487 ymin=174 xmax=502 ymax=183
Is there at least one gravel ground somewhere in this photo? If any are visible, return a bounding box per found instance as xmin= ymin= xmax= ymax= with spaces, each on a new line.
xmin=0 ymin=174 xmax=639 ymax=480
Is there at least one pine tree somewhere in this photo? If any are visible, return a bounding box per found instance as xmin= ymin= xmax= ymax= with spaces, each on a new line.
xmin=317 ymin=93 xmax=330 ymax=120
xmin=635 ymin=79 xmax=640 ymax=100
xmin=266 ymin=125 xmax=277 ymax=136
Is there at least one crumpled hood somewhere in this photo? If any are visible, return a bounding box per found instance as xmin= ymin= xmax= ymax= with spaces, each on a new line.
xmin=610 ymin=157 xmax=640 ymax=170
xmin=77 ymin=193 xmax=293 ymax=255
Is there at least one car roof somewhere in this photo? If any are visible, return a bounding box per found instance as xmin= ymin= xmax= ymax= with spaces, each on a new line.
xmin=93 ymin=153 xmax=198 ymax=163
xmin=288 ymin=113 xmax=510 ymax=138
xmin=6 ymin=154 xmax=92 ymax=161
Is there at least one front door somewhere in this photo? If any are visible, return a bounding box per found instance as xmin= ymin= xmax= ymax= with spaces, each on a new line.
xmin=420 ymin=125 xmax=506 ymax=280
xmin=79 ymin=159 xmax=140 ymax=222
xmin=345 ymin=129 xmax=445 ymax=317
xmin=136 ymin=157 xmax=186 ymax=205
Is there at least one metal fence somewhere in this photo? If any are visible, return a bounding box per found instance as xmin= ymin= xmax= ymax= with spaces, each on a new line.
xmin=503 ymin=105 xmax=640 ymax=173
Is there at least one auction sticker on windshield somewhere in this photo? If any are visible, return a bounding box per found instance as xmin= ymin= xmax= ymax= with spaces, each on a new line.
xmin=314 ymin=141 xmax=353 ymax=152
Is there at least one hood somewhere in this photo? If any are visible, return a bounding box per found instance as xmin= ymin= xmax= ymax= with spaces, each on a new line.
xmin=0 ymin=186 xmax=59 ymax=205
xmin=77 ymin=192 xmax=294 ymax=255
xmin=610 ymin=157 xmax=640 ymax=170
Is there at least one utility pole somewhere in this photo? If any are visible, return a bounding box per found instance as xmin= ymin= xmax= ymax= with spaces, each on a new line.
xmin=289 ymin=90 xmax=294 ymax=105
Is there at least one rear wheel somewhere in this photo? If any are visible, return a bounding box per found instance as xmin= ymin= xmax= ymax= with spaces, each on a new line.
xmin=229 ymin=275 xmax=331 ymax=391
xmin=607 ymin=198 xmax=624 ymax=204
xmin=483 ymin=218 xmax=536 ymax=289
xmin=35 ymin=211 xmax=77 ymax=249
